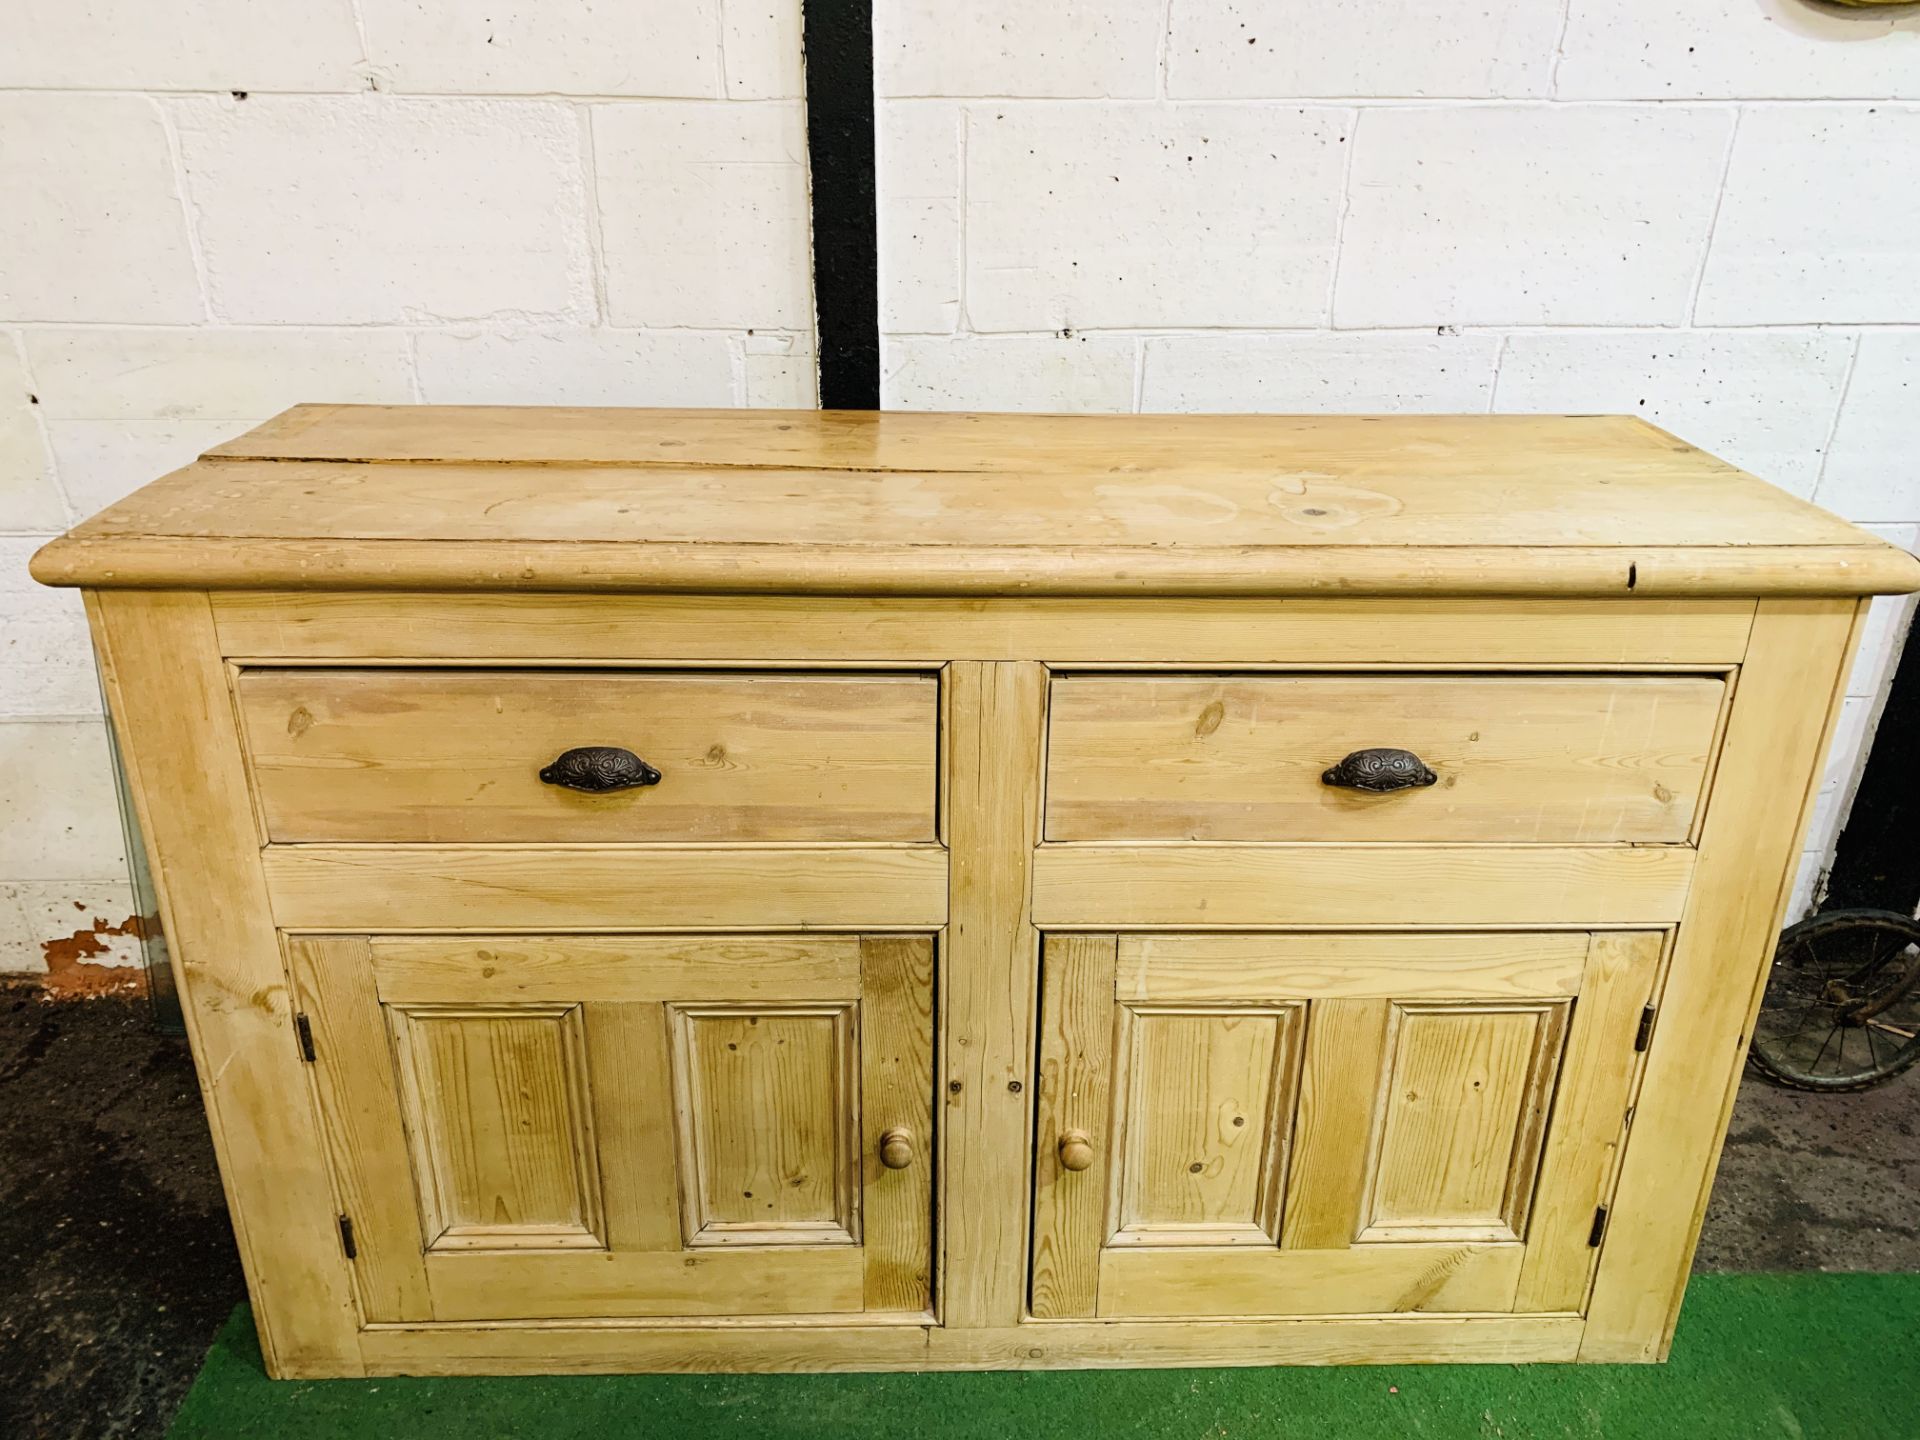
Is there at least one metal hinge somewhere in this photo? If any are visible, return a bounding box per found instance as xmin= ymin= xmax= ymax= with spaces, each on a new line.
xmin=337 ymin=1214 xmax=357 ymax=1261
xmin=1634 ymin=1004 xmax=1657 ymax=1052
xmin=295 ymin=1013 xmax=317 ymax=1063
xmin=1588 ymin=1205 xmax=1610 ymax=1248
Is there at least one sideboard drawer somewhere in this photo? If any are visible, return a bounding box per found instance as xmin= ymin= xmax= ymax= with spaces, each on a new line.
xmin=1046 ymin=673 xmax=1726 ymax=845
xmin=237 ymin=669 xmax=939 ymax=844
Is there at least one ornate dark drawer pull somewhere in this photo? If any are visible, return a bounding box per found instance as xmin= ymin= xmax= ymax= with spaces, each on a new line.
xmin=538 ymin=745 xmax=662 ymax=793
xmin=1322 ymin=747 xmax=1438 ymax=793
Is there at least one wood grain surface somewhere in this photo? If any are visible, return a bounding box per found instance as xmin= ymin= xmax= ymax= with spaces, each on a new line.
xmin=33 ymin=408 xmax=1920 ymax=595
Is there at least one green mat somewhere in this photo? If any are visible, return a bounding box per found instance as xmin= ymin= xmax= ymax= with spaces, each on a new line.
xmin=168 ymin=1273 xmax=1920 ymax=1439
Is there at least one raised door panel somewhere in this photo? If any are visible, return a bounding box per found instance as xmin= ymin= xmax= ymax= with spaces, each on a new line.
xmin=288 ymin=934 xmax=933 ymax=1324
xmin=669 ymin=1003 xmax=860 ymax=1247
xmin=387 ymin=1003 xmax=604 ymax=1251
xmin=1109 ymin=1004 xmax=1303 ymax=1248
xmin=1358 ymin=1001 xmax=1568 ymax=1244
xmin=1030 ymin=932 xmax=1658 ymax=1321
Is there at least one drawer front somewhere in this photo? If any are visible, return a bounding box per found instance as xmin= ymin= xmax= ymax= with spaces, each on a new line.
xmin=1046 ymin=674 xmax=1725 ymax=845
xmin=238 ymin=669 xmax=938 ymax=844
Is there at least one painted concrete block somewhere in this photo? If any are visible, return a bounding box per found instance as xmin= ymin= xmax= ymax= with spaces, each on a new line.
xmin=1558 ymin=0 xmax=1920 ymax=101
xmin=1496 ymin=330 xmax=1854 ymax=498
xmin=744 ymin=332 xmax=817 ymax=406
xmin=1168 ymin=0 xmax=1559 ymax=98
xmin=0 ymin=882 xmax=144 ymax=978
xmin=360 ymin=0 xmax=721 ymax=96
xmin=879 ymin=0 xmax=1162 ymax=98
xmin=725 ymin=0 xmax=806 ymax=99
xmin=44 ymin=420 xmax=253 ymax=517
xmin=0 ymin=537 xmax=98 ymax=719
xmin=878 ymin=103 xmax=963 ymax=334
xmin=416 ymin=328 xmax=738 ymax=405
xmin=0 ymin=95 xmax=202 ymax=324
xmin=0 ymin=721 xmax=128 ymax=882
xmin=965 ymin=104 xmax=1351 ymax=331
xmin=1819 ymin=335 xmax=1920 ymax=524
xmin=882 ymin=335 xmax=1136 ymax=411
xmin=1142 ymin=332 xmax=1499 ymax=412
xmin=594 ymin=102 xmax=814 ymax=329
xmin=0 ymin=0 xmax=362 ymax=92
xmin=1 ymin=341 xmax=64 ymax=532
xmin=1335 ymin=105 xmax=1731 ymax=327
xmin=175 ymin=95 xmax=593 ymax=324
xmin=25 ymin=329 xmax=414 ymax=421
xmin=1695 ymin=106 xmax=1920 ymax=325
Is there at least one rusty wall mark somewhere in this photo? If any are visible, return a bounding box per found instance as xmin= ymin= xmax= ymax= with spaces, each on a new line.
xmin=40 ymin=911 xmax=154 ymax=1000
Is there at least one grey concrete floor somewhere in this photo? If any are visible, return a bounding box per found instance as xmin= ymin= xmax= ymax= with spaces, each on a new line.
xmin=0 ymin=988 xmax=244 ymax=1440
xmin=1 ymin=987 xmax=1916 ymax=1439
xmin=1697 ymin=1062 xmax=1920 ymax=1272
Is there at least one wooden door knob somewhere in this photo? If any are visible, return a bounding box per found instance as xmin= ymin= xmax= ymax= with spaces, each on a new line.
xmin=1057 ymin=1131 xmax=1095 ymax=1172
xmin=878 ymin=1126 xmax=915 ymax=1170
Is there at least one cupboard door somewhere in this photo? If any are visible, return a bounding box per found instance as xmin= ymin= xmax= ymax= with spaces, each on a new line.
xmin=289 ymin=934 xmax=933 ymax=1323
xmin=1031 ymin=932 xmax=1658 ymax=1320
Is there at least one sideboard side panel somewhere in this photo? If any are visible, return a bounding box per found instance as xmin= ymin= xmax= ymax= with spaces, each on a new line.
xmin=87 ymin=590 xmax=364 ymax=1377
xmin=1581 ymin=596 xmax=1866 ymax=1362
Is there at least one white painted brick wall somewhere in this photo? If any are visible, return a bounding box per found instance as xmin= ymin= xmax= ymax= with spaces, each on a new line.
xmin=1695 ymin=106 xmax=1920 ymax=325
xmin=877 ymin=5 xmax=1920 ymax=923
xmin=0 ymin=724 xmax=127 ymax=883
xmin=1557 ymin=0 xmax=1920 ymax=102
xmin=885 ymin=335 xmax=1138 ymax=412
xmin=0 ymin=9 xmax=814 ymax=976
xmin=0 ymin=95 xmax=204 ymax=323
xmin=1 ymin=340 xmax=63 ymax=531
xmin=174 ymin=96 xmax=597 ymax=324
xmin=1141 ymin=333 xmax=1501 ymax=412
xmin=1493 ymin=331 xmax=1854 ymax=498
xmin=877 ymin=104 xmax=962 ymax=336
xmin=879 ymin=1 xmax=1164 ymax=100
xmin=415 ymin=329 xmax=739 ymax=407
xmin=0 ymin=0 xmax=365 ymax=91
xmin=1167 ymin=0 xmax=1564 ymax=100
xmin=358 ymin=0 xmax=723 ymax=97
xmin=593 ymin=102 xmax=814 ymax=328
xmin=1 ymin=536 xmax=103 ymax=720
xmin=1818 ymin=334 xmax=1920 ymax=523
xmin=1336 ymin=106 xmax=1734 ymax=328
xmin=964 ymin=105 xmax=1352 ymax=331
xmin=7 ymin=3 xmax=1920 ymax=978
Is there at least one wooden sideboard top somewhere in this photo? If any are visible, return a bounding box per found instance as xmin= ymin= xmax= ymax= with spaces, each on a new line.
xmin=31 ymin=405 xmax=1920 ymax=597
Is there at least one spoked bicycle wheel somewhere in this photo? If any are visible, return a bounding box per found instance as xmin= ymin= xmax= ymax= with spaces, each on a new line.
xmin=1750 ymin=908 xmax=1920 ymax=1092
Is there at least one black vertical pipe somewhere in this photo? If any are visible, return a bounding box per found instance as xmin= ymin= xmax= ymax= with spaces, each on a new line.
xmin=801 ymin=0 xmax=879 ymax=409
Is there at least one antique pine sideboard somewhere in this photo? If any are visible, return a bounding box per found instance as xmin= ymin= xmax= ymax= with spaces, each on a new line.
xmin=31 ymin=407 xmax=1920 ymax=1379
